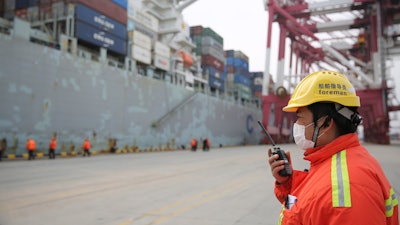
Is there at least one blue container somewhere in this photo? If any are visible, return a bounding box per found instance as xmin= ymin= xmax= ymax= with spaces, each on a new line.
xmin=76 ymin=21 xmax=127 ymax=55
xmin=234 ymin=74 xmax=251 ymax=86
xmin=75 ymin=3 xmax=127 ymax=40
xmin=226 ymin=57 xmax=249 ymax=70
xmin=209 ymin=75 xmax=225 ymax=91
xmin=112 ymin=0 xmax=128 ymax=9
xmin=251 ymin=84 xmax=263 ymax=92
xmin=15 ymin=0 xmax=39 ymax=9
xmin=202 ymin=66 xmax=227 ymax=80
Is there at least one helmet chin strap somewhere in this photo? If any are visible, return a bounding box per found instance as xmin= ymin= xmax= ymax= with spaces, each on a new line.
xmin=311 ymin=117 xmax=330 ymax=147
xmin=311 ymin=125 xmax=320 ymax=147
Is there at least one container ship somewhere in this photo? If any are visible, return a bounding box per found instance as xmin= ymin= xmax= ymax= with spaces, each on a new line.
xmin=0 ymin=0 xmax=265 ymax=155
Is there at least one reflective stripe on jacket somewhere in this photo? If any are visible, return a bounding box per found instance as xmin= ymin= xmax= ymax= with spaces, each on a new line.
xmin=275 ymin=133 xmax=399 ymax=225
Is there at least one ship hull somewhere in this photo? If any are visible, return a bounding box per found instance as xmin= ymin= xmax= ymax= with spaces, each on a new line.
xmin=0 ymin=36 xmax=263 ymax=155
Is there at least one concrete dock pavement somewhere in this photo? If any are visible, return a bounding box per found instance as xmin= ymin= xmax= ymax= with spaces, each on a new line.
xmin=0 ymin=143 xmax=398 ymax=225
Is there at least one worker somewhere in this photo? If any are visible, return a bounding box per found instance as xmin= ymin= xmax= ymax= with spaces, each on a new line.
xmin=0 ymin=138 xmax=6 ymax=161
xmin=190 ymin=138 xmax=197 ymax=151
xmin=82 ymin=137 xmax=91 ymax=157
xmin=26 ymin=138 xmax=36 ymax=160
xmin=267 ymin=70 xmax=398 ymax=224
xmin=202 ymin=137 xmax=211 ymax=151
xmin=48 ymin=136 xmax=57 ymax=159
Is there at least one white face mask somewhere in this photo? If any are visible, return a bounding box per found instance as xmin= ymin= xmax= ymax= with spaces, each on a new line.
xmin=293 ymin=122 xmax=315 ymax=150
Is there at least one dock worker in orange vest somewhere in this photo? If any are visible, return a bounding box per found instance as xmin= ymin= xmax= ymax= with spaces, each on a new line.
xmin=48 ymin=136 xmax=57 ymax=159
xmin=190 ymin=138 xmax=197 ymax=151
xmin=26 ymin=138 xmax=36 ymax=160
xmin=82 ymin=137 xmax=91 ymax=157
xmin=267 ymin=70 xmax=398 ymax=224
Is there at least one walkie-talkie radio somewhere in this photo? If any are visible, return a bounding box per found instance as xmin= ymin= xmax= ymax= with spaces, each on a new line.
xmin=257 ymin=121 xmax=292 ymax=177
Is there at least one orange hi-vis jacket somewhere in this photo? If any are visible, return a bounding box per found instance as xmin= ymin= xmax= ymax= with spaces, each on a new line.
xmin=26 ymin=139 xmax=36 ymax=151
xmin=191 ymin=138 xmax=197 ymax=147
xmin=49 ymin=138 xmax=57 ymax=149
xmin=275 ymin=133 xmax=399 ymax=225
xmin=82 ymin=139 xmax=90 ymax=150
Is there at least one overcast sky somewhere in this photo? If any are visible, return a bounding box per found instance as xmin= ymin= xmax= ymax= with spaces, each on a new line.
xmin=183 ymin=0 xmax=269 ymax=72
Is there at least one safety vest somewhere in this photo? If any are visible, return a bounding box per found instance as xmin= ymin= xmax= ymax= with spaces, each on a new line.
xmin=275 ymin=133 xmax=399 ymax=225
xmin=49 ymin=138 xmax=57 ymax=149
xmin=26 ymin=139 xmax=36 ymax=151
xmin=83 ymin=139 xmax=90 ymax=150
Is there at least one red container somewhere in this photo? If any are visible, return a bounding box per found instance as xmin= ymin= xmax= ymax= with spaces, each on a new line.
xmin=15 ymin=8 xmax=28 ymax=19
xmin=66 ymin=0 xmax=127 ymax=25
xmin=190 ymin=25 xmax=203 ymax=35
xmin=226 ymin=65 xmax=234 ymax=73
xmin=254 ymin=90 xmax=262 ymax=98
xmin=201 ymin=54 xmax=224 ymax=71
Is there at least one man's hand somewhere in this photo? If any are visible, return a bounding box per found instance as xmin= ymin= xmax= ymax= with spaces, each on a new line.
xmin=267 ymin=149 xmax=292 ymax=184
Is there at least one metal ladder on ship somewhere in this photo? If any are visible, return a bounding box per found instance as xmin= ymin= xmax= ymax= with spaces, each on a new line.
xmin=151 ymin=92 xmax=198 ymax=128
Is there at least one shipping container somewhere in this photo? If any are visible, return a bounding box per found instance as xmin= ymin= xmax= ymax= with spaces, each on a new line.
xmin=132 ymin=44 xmax=151 ymax=64
xmin=75 ymin=3 xmax=127 ymax=40
xmin=252 ymin=76 xmax=263 ymax=86
xmin=254 ymin=91 xmax=262 ymax=98
xmin=190 ymin=25 xmax=203 ymax=36
xmin=66 ymin=0 xmax=127 ymax=25
xmin=201 ymin=27 xmax=223 ymax=45
xmin=154 ymin=41 xmax=170 ymax=58
xmin=225 ymin=50 xmax=249 ymax=62
xmin=226 ymin=57 xmax=249 ymax=69
xmin=209 ymin=75 xmax=225 ymax=91
xmin=201 ymin=36 xmax=223 ymax=51
xmin=201 ymin=54 xmax=224 ymax=71
xmin=129 ymin=30 xmax=151 ymax=50
xmin=233 ymin=74 xmax=251 ymax=86
xmin=201 ymin=46 xmax=224 ymax=63
xmin=225 ymin=64 xmax=249 ymax=76
xmin=250 ymin=71 xmax=263 ymax=78
xmin=26 ymin=5 xmax=39 ymax=21
xmin=112 ymin=0 xmax=127 ymax=9
xmin=15 ymin=0 xmax=38 ymax=9
xmin=129 ymin=8 xmax=158 ymax=32
xmin=251 ymin=84 xmax=262 ymax=92
xmin=3 ymin=0 xmax=15 ymax=19
xmin=202 ymin=65 xmax=226 ymax=79
xmin=76 ymin=21 xmax=127 ymax=55
xmin=153 ymin=54 xmax=169 ymax=71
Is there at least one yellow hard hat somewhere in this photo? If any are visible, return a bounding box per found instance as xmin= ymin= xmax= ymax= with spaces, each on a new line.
xmin=283 ymin=70 xmax=360 ymax=112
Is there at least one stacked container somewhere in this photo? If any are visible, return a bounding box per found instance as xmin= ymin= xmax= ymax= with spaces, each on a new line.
xmin=190 ymin=25 xmax=225 ymax=92
xmin=74 ymin=2 xmax=127 ymax=55
xmin=225 ymin=50 xmax=252 ymax=101
xmin=67 ymin=0 xmax=127 ymax=25
xmin=250 ymin=72 xmax=263 ymax=98
xmin=153 ymin=41 xmax=170 ymax=71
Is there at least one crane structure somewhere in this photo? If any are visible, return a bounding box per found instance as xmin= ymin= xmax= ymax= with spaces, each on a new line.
xmin=262 ymin=0 xmax=400 ymax=144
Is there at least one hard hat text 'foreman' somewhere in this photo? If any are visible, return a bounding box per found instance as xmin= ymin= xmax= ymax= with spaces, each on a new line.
xmin=318 ymin=83 xmax=348 ymax=96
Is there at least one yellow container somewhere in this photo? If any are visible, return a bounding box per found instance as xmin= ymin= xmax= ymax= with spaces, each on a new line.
xmin=60 ymin=152 xmax=67 ymax=157
xmin=22 ymin=153 xmax=29 ymax=159
xmin=36 ymin=152 xmax=44 ymax=158
xmin=7 ymin=154 xmax=16 ymax=159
